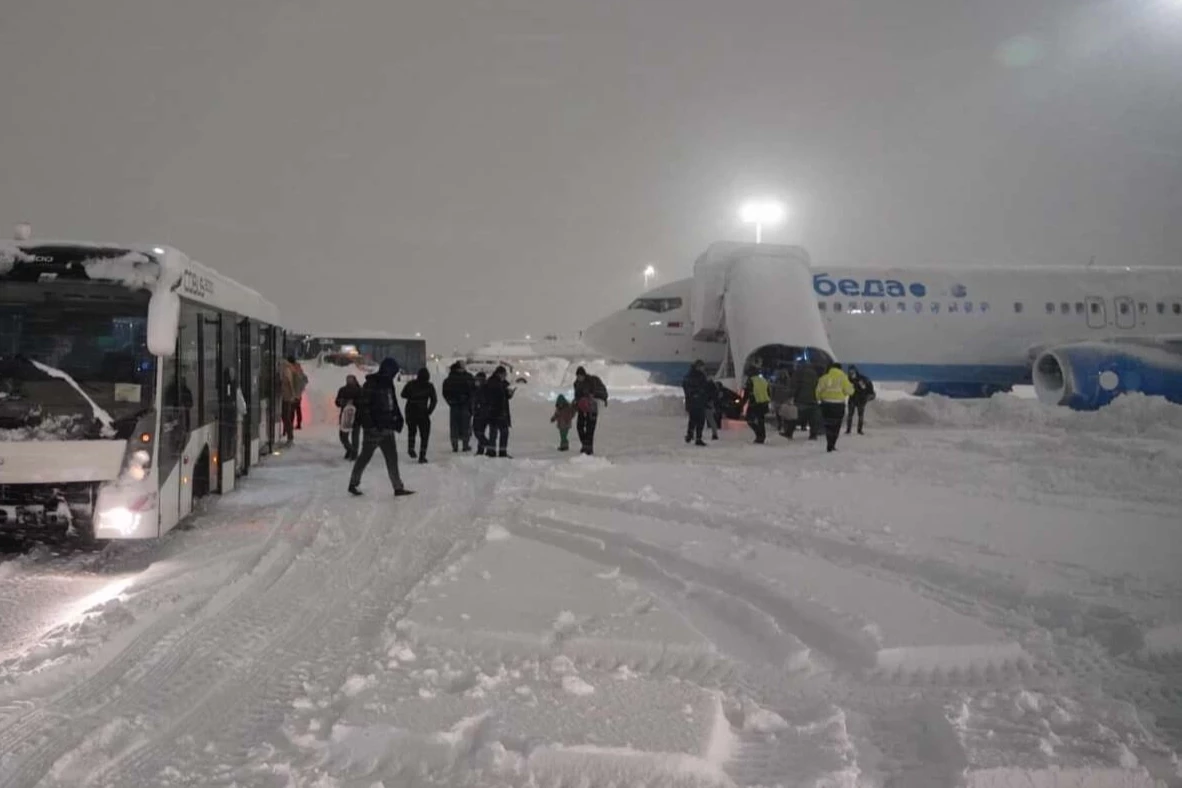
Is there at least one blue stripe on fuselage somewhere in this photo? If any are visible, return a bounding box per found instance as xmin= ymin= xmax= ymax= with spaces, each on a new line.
xmin=625 ymin=361 xmax=1031 ymax=387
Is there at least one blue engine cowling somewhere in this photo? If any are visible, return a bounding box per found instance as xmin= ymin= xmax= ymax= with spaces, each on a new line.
xmin=1032 ymin=342 xmax=1182 ymax=410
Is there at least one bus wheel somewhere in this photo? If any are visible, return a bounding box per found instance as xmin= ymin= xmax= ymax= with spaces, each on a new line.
xmin=69 ymin=516 xmax=105 ymax=548
xmin=193 ymin=447 xmax=212 ymax=500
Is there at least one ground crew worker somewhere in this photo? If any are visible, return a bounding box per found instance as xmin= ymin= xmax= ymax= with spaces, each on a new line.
xmin=816 ymin=361 xmax=855 ymax=453
xmin=743 ymin=367 xmax=772 ymax=444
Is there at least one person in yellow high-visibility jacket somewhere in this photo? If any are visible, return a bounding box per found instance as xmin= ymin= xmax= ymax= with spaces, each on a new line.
xmin=815 ymin=362 xmax=855 ymax=453
xmin=743 ymin=368 xmax=772 ymax=444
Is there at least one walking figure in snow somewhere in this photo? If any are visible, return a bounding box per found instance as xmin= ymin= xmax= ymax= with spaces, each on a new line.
xmin=482 ymin=366 xmax=514 ymax=458
xmin=348 ymin=358 xmax=414 ymax=497
xmin=441 ymin=361 xmax=476 ymax=452
xmin=681 ymin=360 xmax=712 ymax=446
xmin=573 ymin=366 xmax=608 ymax=455
xmin=743 ymin=367 xmax=772 ymax=444
xmin=401 ymin=367 xmax=438 ymax=464
xmin=845 ymin=365 xmax=876 ymax=435
xmin=471 ymin=371 xmax=490 ymax=455
xmin=550 ymin=394 xmax=577 ymax=451
xmin=335 ymin=374 xmax=362 ymax=460
xmin=816 ymin=361 xmax=854 ymax=453
xmin=784 ymin=361 xmax=821 ymax=440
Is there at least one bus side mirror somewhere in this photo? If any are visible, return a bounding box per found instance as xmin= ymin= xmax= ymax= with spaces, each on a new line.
xmin=147 ymin=290 xmax=181 ymax=357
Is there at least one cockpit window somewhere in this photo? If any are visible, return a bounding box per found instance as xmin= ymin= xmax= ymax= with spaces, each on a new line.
xmin=627 ymin=297 xmax=683 ymax=313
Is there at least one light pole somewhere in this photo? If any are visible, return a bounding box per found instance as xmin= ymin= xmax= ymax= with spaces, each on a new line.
xmin=643 ymin=264 xmax=656 ymax=289
xmin=739 ymin=200 xmax=787 ymax=244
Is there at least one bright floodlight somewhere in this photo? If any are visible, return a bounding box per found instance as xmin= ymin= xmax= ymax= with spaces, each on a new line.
xmin=739 ymin=200 xmax=787 ymax=243
xmin=643 ymin=264 xmax=656 ymax=289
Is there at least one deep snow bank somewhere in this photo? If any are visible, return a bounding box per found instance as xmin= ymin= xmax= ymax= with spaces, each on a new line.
xmin=870 ymin=392 xmax=1182 ymax=436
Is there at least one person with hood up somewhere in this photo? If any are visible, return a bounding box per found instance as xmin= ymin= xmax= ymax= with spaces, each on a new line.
xmin=401 ymin=367 xmax=438 ymax=463
xmin=335 ymin=374 xmax=363 ymax=460
xmin=784 ymin=361 xmax=821 ymax=440
xmin=816 ymin=361 xmax=855 ymax=453
xmin=482 ymin=366 xmax=514 ymax=458
xmin=769 ymin=368 xmax=794 ymax=436
xmin=742 ymin=366 xmax=772 ymax=444
xmin=681 ymin=360 xmax=712 ymax=446
xmin=573 ymin=366 xmax=609 ymax=455
xmin=845 ymin=365 xmax=876 ymax=435
xmin=471 ymin=371 xmax=490 ymax=455
xmin=348 ymin=358 xmax=414 ymax=497
xmin=279 ymin=356 xmax=307 ymax=444
xmin=292 ymin=358 xmax=308 ymax=430
xmin=441 ymin=361 xmax=476 ymax=453
xmin=550 ymin=394 xmax=577 ymax=451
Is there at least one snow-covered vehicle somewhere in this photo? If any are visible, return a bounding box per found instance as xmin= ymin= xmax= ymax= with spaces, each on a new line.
xmin=0 ymin=239 xmax=284 ymax=540
xmin=465 ymin=358 xmax=531 ymax=384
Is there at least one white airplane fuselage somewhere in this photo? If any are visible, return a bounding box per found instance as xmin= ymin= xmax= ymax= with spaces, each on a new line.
xmin=583 ymin=261 xmax=1182 ymax=407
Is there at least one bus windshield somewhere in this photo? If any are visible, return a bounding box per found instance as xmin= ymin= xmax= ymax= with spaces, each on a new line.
xmin=0 ymin=282 xmax=155 ymax=441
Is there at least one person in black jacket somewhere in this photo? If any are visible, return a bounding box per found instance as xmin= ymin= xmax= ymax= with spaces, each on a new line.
xmin=471 ymin=371 xmax=489 ymax=455
xmin=784 ymin=361 xmax=821 ymax=440
xmin=573 ymin=366 xmax=609 ymax=455
xmin=681 ymin=360 xmax=712 ymax=446
xmin=348 ymin=358 xmax=413 ymax=497
xmin=401 ymin=367 xmax=438 ymax=463
xmin=441 ymin=361 xmax=476 ymax=453
xmin=335 ymin=374 xmax=363 ymax=460
xmin=845 ymin=365 xmax=876 ymax=435
xmin=482 ymin=366 xmax=514 ymax=458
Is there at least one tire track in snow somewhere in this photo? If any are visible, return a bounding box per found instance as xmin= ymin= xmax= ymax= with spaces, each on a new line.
xmin=530 ymin=486 xmax=1147 ymax=659
xmin=82 ymin=462 xmax=507 ymax=786
xmin=0 ymin=479 xmax=326 ymax=788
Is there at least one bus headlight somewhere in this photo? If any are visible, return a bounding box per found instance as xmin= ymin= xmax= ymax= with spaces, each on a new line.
xmin=96 ymin=506 xmax=141 ymax=536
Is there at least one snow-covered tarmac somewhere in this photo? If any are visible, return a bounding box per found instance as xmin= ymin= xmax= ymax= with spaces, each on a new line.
xmin=1 ymin=384 xmax=1181 ymax=787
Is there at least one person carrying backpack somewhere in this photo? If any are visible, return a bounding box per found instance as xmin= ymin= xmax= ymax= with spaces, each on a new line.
xmin=573 ymin=366 xmax=609 ymax=455
xmin=335 ymin=374 xmax=362 ymax=460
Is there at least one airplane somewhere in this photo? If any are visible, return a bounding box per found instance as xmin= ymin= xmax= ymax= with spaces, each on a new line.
xmin=581 ymin=242 xmax=1182 ymax=410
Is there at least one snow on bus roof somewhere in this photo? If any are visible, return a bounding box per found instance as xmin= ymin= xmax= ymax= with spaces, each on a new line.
xmin=0 ymin=239 xmax=280 ymax=326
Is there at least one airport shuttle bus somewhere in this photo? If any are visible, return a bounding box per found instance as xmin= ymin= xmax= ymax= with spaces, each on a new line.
xmin=0 ymin=240 xmax=283 ymax=540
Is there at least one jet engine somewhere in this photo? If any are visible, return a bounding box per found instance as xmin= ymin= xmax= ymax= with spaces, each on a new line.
xmin=1031 ymin=341 xmax=1182 ymax=410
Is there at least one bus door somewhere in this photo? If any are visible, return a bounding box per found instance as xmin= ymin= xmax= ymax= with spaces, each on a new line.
xmin=238 ymin=318 xmax=253 ymax=474
xmin=217 ymin=314 xmax=239 ymax=492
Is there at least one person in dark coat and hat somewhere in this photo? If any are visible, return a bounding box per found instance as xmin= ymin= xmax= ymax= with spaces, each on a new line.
xmin=401 ymin=367 xmax=438 ymax=463
xmin=441 ymin=361 xmax=476 ymax=452
xmin=482 ymin=366 xmax=515 ymax=457
xmin=348 ymin=358 xmax=414 ymax=497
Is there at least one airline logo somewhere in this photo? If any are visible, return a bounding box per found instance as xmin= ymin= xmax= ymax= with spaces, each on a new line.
xmin=812 ymin=274 xmax=969 ymax=300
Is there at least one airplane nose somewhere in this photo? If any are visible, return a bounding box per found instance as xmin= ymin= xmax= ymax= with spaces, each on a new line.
xmin=582 ymin=314 xmax=616 ymax=357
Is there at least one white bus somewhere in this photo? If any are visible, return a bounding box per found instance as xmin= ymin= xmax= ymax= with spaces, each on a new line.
xmin=0 ymin=240 xmax=284 ymax=540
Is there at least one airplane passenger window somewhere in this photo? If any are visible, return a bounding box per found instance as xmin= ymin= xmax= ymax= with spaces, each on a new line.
xmin=980 ymin=302 xmax=990 ymax=312
xmin=1014 ymin=302 xmax=1024 ymax=313
xmin=931 ymin=302 xmax=940 ymax=314
xmin=1157 ymin=303 xmax=1166 ymax=314
xmin=1060 ymin=302 xmax=1070 ymax=315
xmin=1174 ymin=303 xmax=1181 ymax=315
xmin=818 ymin=302 xmax=827 ymax=312
xmin=1119 ymin=302 xmax=1130 ymax=315
xmin=1075 ymin=303 xmax=1084 ymax=314
xmin=913 ymin=302 xmax=923 ymax=313
xmin=965 ymin=302 xmax=974 ymax=313
xmin=1090 ymin=302 xmax=1101 ymax=314
xmin=948 ymin=302 xmax=959 ymax=313
xmin=1045 ymin=303 xmax=1055 ymax=314
xmin=880 ymin=301 xmax=888 ymax=314
xmin=897 ymin=302 xmax=907 ymax=313
xmin=834 ymin=302 xmax=843 ymax=312
xmin=864 ymin=301 xmax=874 ymax=313
xmin=1138 ymin=302 xmax=1148 ymax=314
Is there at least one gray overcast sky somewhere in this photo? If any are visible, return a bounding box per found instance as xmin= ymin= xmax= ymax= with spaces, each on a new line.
xmin=2 ymin=1 xmax=1180 ymax=352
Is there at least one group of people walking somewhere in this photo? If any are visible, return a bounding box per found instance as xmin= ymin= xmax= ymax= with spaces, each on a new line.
xmin=332 ymin=358 xmax=609 ymax=497
xmin=684 ymin=359 xmax=875 ymax=453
